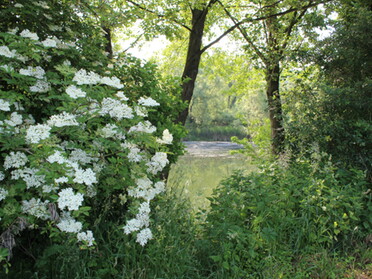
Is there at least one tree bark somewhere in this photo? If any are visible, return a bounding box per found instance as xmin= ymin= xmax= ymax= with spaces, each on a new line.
xmin=265 ymin=61 xmax=285 ymax=155
xmin=176 ymin=9 xmax=207 ymax=125
xmin=102 ymin=26 xmax=113 ymax=59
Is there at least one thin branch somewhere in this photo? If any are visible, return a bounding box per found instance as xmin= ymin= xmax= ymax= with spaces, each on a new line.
xmin=126 ymin=0 xmax=192 ymax=32
xmin=200 ymin=0 xmax=332 ymax=53
xmin=122 ymin=33 xmax=145 ymax=53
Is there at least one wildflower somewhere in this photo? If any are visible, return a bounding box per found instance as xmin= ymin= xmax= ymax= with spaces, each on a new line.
xmin=19 ymin=66 xmax=46 ymax=79
xmin=146 ymin=152 xmax=169 ymax=175
xmin=4 ymin=152 xmax=28 ymax=169
xmin=47 ymin=150 xmax=67 ymax=164
xmin=0 ymin=188 xmax=8 ymax=202
xmin=47 ymin=112 xmax=78 ymax=127
xmin=22 ymin=198 xmax=50 ymax=219
xmin=128 ymin=121 xmax=156 ymax=134
xmin=65 ymin=85 xmax=86 ymax=99
xmin=11 ymin=167 xmax=46 ymax=189
xmin=57 ymin=212 xmax=82 ymax=233
xmin=73 ymin=168 xmax=97 ymax=186
xmin=29 ymin=80 xmax=51 ymax=92
xmin=20 ymin=29 xmax=39 ymax=41
xmin=128 ymin=147 xmax=143 ymax=163
xmin=26 ymin=124 xmax=51 ymax=143
xmin=73 ymin=69 xmax=101 ymax=85
xmin=100 ymin=76 xmax=124 ymax=89
xmin=136 ymin=228 xmax=153 ymax=246
xmin=69 ymin=149 xmax=96 ymax=164
xmin=4 ymin=112 xmax=23 ymax=127
xmin=0 ymin=99 xmax=11 ymax=111
xmin=41 ymin=38 xmax=57 ymax=48
xmin=99 ymin=98 xmax=133 ymax=120
xmin=138 ymin=97 xmax=160 ymax=107
xmin=57 ymin=188 xmax=84 ymax=211
xmin=0 ymin=46 xmax=17 ymax=58
xmin=116 ymin=91 xmax=128 ymax=101
xmin=77 ymin=230 xmax=95 ymax=246
xmin=55 ymin=176 xmax=69 ymax=184
xmin=156 ymin=129 xmax=173 ymax=144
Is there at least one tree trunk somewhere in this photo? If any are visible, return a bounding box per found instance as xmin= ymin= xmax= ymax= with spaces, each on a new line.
xmin=176 ymin=9 xmax=207 ymax=125
xmin=265 ymin=61 xmax=285 ymax=155
xmin=102 ymin=26 xmax=113 ymax=59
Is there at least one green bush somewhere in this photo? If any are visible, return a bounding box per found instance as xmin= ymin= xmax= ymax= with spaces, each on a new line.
xmin=202 ymin=155 xmax=371 ymax=277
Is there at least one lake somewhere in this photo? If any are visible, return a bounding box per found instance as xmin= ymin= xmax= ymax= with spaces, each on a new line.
xmin=167 ymin=141 xmax=253 ymax=210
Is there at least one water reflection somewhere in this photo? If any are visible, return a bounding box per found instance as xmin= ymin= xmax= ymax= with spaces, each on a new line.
xmin=167 ymin=142 xmax=252 ymax=210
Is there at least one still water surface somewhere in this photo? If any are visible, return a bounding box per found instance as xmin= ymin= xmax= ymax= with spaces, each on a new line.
xmin=167 ymin=141 xmax=253 ymax=210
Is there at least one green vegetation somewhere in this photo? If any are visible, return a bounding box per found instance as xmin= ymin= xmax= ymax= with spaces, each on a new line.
xmin=0 ymin=0 xmax=371 ymax=278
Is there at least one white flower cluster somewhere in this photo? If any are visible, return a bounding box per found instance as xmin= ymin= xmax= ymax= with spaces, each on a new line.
xmin=99 ymin=98 xmax=133 ymax=120
xmin=4 ymin=151 xmax=28 ymax=169
xmin=69 ymin=149 xmax=97 ymax=165
xmin=29 ymin=80 xmax=51 ymax=93
xmin=136 ymin=228 xmax=153 ymax=246
xmin=4 ymin=112 xmax=23 ymax=127
xmin=57 ymin=212 xmax=82 ymax=233
xmin=77 ymin=230 xmax=95 ymax=246
xmin=20 ymin=29 xmax=39 ymax=41
xmin=57 ymin=188 xmax=84 ymax=211
xmin=156 ymin=129 xmax=173 ymax=145
xmin=146 ymin=152 xmax=169 ymax=175
xmin=11 ymin=167 xmax=46 ymax=189
xmin=100 ymin=123 xmax=118 ymax=138
xmin=138 ymin=97 xmax=160 ymax=107
xmin=65 ymin=85 xmax=86 ymax=99
xmin=22 ymin=198 xmax=50 ymax=219
xmin=19 ymin=66 xmax=46 ymax=79
xmin=73 ymin=168 xmax=97 ymax=186
xmin=0 ymin=46 xmax=17 ymax=58
xmin=26 ymin=124 xmax=51 ymax=143
xmin=127 ymin=147 xmax=143 ymax=163
xmin=129 ymin=121 xmax=156 ymax=134
xmin=0 ymin=99 xmax=11 ymax=111
xmin=47 ymin=112 xmax=78 ymax=127
xmin=72 ymin=69 xmax=124 ymax=89
xmin=41 ymin=38 xmax=58 ymax=48
xmin=0 ymin=188 xmax=8 ymax=202
xmin=128 ymin=177 xmax=165 ymax=201
xmin=116 ymin=91 xmax=128 ymax=101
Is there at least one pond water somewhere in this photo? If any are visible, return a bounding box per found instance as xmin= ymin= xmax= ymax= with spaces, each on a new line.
xmin=167 ymin=141 xmax=253 ymax=210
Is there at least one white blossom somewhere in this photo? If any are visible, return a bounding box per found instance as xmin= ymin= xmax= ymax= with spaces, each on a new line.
xmin=55 ymin=176 xmax=69 ymax=184
xmin=128 ymin=177 xmax=157 ymax=201
xmin=138 ymin=97 xmax=160 ymax=107
xmin=99 ymin=98 xmax=133 ymax=120
xmin=156 ymin=129 xmax=173 ymax=145
xmin=57 ymin=188 xmax=84 ymax=211
xmin=30 ymin=80 xmax=51 ymax=92
xmin=0 ymin=172 xmax=4 ymax=181
xmin=11 ymin=167 xmax=46 ymax=189
xmin=65 ymin=85 xmax=86 ymax=99
xmin=0 ymin=64 xmax=14 ymax=72
xmin=128 ymin=147 xmax=143 ymax=163
xmin=69 ymin=149 xmax=96 ymax=165
xmin=4 ymin=152 xmax=28 ymax=169
xmin=73 ymin=69 xmax=101 ymax=85
xmin=41 ymin=38 xmax=57 ymax=48
xmin=0 ymin=188 xmax=8 ymax=202
xmin=134 ymin=106 xmax=148 ymax=117
xmin=19 ymin=66 xmax=46 ymax=79
xmin=47 ymin=112 xmax=78 ymax=127
xmin=26 ymin=124 xmax=51 ymax=143
xmin=100 ymin=123 xmax=118 ymax=138
xmin=22 ymin=198 xmax=50 ymax=219
xmin=136 ymin=228 xmax=153 ymax=246
xmin=20 ymin=29 xmax=39 ymax=41
xmin=34 ymin=1 xmax=50 ymax=9
xmin=116 ymin=91 xmax=128 ymax=101
xmin=0 ymin=99 xmax=11 ymax=111
xmin=100 ymin=76 xmax=124 ymax=89
xmin=14 ymin=4 xmax=24 ymax=8
xmin=0 ymin=46 xmax=17 ymax=58
xmin=4 ymin=112 xmax=23 ymax=127
xmin=73 ymin=168 xmax=97 ymax=186
xmin=77 ymin=230 xmax=95 ymax=246
xmin=57 ymin=212 xmax=82 ymax=233
xmin=47 ymin=150 xmax=67 ymax=164
xmin=129 ymin=121 xmax=156 ymax=134
xmin=146 ymin=152 xmax=169 ymax=175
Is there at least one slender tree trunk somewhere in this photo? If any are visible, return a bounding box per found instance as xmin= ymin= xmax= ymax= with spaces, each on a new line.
xmin=102 ymin=26 xmax=113 ymax=59
xmin=176 ymin=9 xmax=207 ymax=125
xmin=265 ymin=61 xmax=285 ymax=155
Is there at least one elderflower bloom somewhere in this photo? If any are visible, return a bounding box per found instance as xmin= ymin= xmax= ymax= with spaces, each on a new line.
xmin=100 ymin=76 xmax=124 ymax=89
xmin=65 ymin=85 xmax=86 ymax=99
xmin=29 ymin=80 xmax=51 ymax=92
xmin=57 ymin=212 xmax=82 ymax=233
xmin=99 ymin=98 xmax=133 ymax=120
xmin=4 ymin=152 xmax=28 ymax=169
xmin=0 ymin=188 xmax=8 ymax=202
xmin=47 ymin=150 xmax=67 ymax=164
xmin=116 ymin=91 xmax=128 ymax=101
xmin=19 ymin=66 xmax=46 ymax=79
xmin=4 ymin=112 xmax=23 ymax=127
xmin=47 ymin=112 xmax=78 ymax=127
xmin=128 ymin=147 xmax=143 ymax=163
xmin=73 ymin=69 xmax=101 ymax=85
xmin=138 ymin=97 xmax=160 ymax=107
xmin=136 ymin=228 xmax=153 ymax=246
xmin=11 ymin=167 xmax=46 ymax=189
xmin=73 ymin=168 xmax=97 ymax=186
xmin=128 ymin=121 xmax=156 ymax=134
xmin=57 ymin=188 xmax=84 ymax=211
xmin=156 ymin=129 xmax=173 ymax=144
xmin=22 ymin=198 xmax=50 ymax=219
xmin=146 ymin=152 xmax=169 ymax=175
xmin=26 ymin=124 xmax=51 ymax=143
xmin=0 ymin=99 xmax=11 ymax=111
xmin=77 ymin=230 xmax=95 ymax=246
xmin=20 ymin=29 xmax=39 ymax=41
xmin=41 ymin=37 xmax=57 ymax=47
xmin=0 ymin=46 xmax=17 ymax=58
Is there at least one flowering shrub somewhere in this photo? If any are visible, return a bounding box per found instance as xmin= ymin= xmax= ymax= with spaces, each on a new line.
xmin=0 ymin=0 xmax=185 ymax=266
